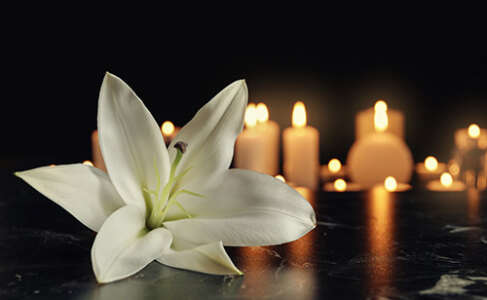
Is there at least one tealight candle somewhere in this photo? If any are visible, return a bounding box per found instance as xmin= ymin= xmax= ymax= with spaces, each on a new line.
xmin=91 ymin=130 xmax=107 ymax=172
xmin=355 ymin=100 xmax=405 ymax=140
xmin=427 ymin=172 xmax=466 ymax=191
xmin=320 ymin=158 xmax=347 ymax=182
xmin=347 ymin=108 xmax=413 ymax=188
xmin=161 ymin=121 xmax=180 ymax=144
xmin=383 ymin=176 xmax=411 ymax=192
xmin=283 ymin=101 xmax=320 ymax=190
xmin=234 ymin=103 xmax=280 ymax=175
xmin=416 ymin=155 xmax=446 ymax=182
xmin=323 ymin=179 xmax=362 ymax=192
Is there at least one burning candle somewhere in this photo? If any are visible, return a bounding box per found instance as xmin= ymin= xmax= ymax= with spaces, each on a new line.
xmin=161 ymin=121 xmax=180 ymax=144
xmin=283 ymin=101 xmax=320 ymax=190
xmin=347 ymin=107 xmax=413 ymax=188
xmin=91 ymin=130 xmax=107 ymax=172
xmin=455 ymin=123 xmax=487 ymax=151
xmin=355 ymin=100 xmax=405 ymax=140
xmin=320 ymin=158 xmax=346 ymax=182
xmin=416 ymin=155 xmax=446 ymax=182
xmin=323 ymin=178 xmax=362 ymax=192
xmin=427 ymin=172 xmax=466 ymax=191
xmin=82 ymin=160 xmax=94 ymax=167
xmin=234 ymin=103 xmax=280 ymax=175
xmin=383 ymin=176 xmax=411 ymax=192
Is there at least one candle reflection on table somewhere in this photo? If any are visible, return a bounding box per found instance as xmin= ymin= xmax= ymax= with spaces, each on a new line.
xmin=367 ymin=186 xmax=395 ymax=289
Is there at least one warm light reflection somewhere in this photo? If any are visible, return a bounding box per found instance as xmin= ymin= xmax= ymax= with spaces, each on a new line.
xmin=334 ymin=179 xmax=347 ymax=192
xmin=275 ymin=175 xmax=285 ymax=182
xmin=292 ymin=101 xmax=307 ymax=128
xmin=82 ymin=160 xmax=94 ymax=167
xmin=328 ymin=158 xmax=342 ymax=173
xmin=468 ymin=123 xmax=480 ymax=139
xmin=424 ymin=156 xmax=438 ymax=172
xmin=449 ymin=161 xmax=460 ymax=176
xmin=374 ymin=100 xmax=388 ymax=112
xmin=256 ymin=103 xmax=269 ymax=123
xmin=440 ymin=172 xmax=453 ymax=187
xmin=161 ymin=121 xmax=175 ymax=136
xmin=245 ymin=103 xmax=257 ymax=128
xmin=374 ymin=110 xmax=388 ymax=132
xmin=367 ymin=186 xmax=395 ymax=288
xmin=49 ymin=164 xmax=56 ymax=167
xmin=384 ymin=176 xmax=397 ymax=192
xmin=467 ymin=189 xmax=480 ymax=224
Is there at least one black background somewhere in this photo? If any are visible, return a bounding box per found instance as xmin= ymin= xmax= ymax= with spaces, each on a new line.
xmin=3 ymin=9 xmax=487 ymax=169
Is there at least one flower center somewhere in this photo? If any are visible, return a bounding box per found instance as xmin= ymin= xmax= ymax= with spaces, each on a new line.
xmin=145 ymin=142 xmax=203 ymax=230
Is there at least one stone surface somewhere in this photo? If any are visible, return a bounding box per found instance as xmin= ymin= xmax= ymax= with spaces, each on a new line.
xmin=3 ymin=162 xmax=487 ymax=299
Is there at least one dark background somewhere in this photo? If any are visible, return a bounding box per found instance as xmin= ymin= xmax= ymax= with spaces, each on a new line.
xmin=2 ymin=10 xmax=487 ymax=170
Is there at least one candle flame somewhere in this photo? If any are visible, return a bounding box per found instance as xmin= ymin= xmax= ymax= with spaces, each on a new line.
xmin=275 ymin=175 xmax=285 ymax=182
xmin=49 ymin=164 xmax=56 ymax=167
xmin=161 ymin=121 xmax=175 ymax=136
xmin=384 ymin=176 xmax=397 ymax=192
xmin=374 ymin=100 xmax=388 ymax=112
xmin=424 ymin=156 xmax=438 ymax=172
xmin=374 ymin=110 xmax=388 ymax=132
xmin=328 ymin=158 xmax=342 ymax=173
xmin=334 ymin=179 xmax=347 ymax=192
xmin=256 ymin=103 xmax=269 ymax=123
xmin=468 ymin=123 xmax=480 ymax=139
xmin=83 ymin=160 xmax=94 ymax=167
xmin=245 ymin=103 xmax=257 ymax=128
xmin=292 ymin=101 xmax=307 ymax=128
xmin=440 ymin=172 xmax=453 ymax=187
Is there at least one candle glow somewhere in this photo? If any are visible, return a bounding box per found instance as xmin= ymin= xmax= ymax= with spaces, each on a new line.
xmin=334 ymin=179 xmax=347 ymax=192
xmin=256 ymin=103 xmax=269 ymax=123
xmin=328 ymin=158 xmax=342 ymax=173
xmin=384 ymin=176 xmax=397 ymax=192
xmin=161 ymin=121 xmax=175 ymax=136
xmin=275 ymin=175 xmax=285 ymax=182
xmin=374 ymin=110 xmax=388 ymax=132
xmin=83 ymin=160 xmax=94 ymax=167
xmin=374 ymin=100 xmax=388 ymax=112
xmin=292 ymin=101 xmax=307 ymax=128
xmin=468 ymin=123 xmax=480 ymax=139
xmin=424 ymin=156 xmax=438 ymax=172
xmin=449 ymin=161 xmax=460 ymax=176
xmin=245 ymin=103 xmax=257 ymax=128
xmin=440 ymin=172 xmax=453 ymax=187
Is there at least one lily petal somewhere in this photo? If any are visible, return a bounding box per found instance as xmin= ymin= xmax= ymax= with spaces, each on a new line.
xmin=157 ymin=241 xmax=242 ymax=275
xmin=15 ymin=164 xmax=123 ymax=232
xmin=164 ymin=169 xmax=316 ymax=247
xmin=92 ymin=205 xmax=172 ymax=283
xmin=168 ymin=80 xmax=247 ymax=191
xmin=98 ymin=73 xmax=170 ymax=211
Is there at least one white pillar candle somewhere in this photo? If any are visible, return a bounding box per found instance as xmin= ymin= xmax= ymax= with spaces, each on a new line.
xmin=161 ymin=120 xmax=180 ymax=145
xmin=234 ymin=103 xmax=280 ymax=175
xmin=348 ymin=106 xmax=413 ymax=188
xmin=283 ymin=101 xmax=319 ymax=190
xmin=355 ymin=100 xmax=404 ymax=140
xmin=91 ymin=130 xmax=107 ymax=172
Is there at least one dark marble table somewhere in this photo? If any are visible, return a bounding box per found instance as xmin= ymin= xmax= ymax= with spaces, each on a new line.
xmin=2 ymin=164 xmax=487 ymax=299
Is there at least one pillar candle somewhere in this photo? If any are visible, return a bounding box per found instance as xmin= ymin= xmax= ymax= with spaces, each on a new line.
xmin=234 ymin=103 xmax=280 ymax=175
xmin=283 ymin=101 xmax=319 ymax=190
xmin=355 ymin=100 xmax=404 ymax=140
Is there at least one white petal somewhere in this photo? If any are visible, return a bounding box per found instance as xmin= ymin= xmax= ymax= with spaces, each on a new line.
xmin=157 ymin=241 xmax=242 ymax=275
xmin=91 ymin=205 xmax=172 ymax=283
xmin=98 ymin=73 xmax=170 ymax=211
xmin=163 ymin=169 xmax=316 ymax=247
xmin=15 ymin=164 xmax=123 ymax=232
xmin=168 ymin=80 xmax=247 ymax=191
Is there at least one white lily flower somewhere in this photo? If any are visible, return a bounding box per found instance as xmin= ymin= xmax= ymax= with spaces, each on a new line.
xmin=15 ymin=73 xmax=316 ymax=283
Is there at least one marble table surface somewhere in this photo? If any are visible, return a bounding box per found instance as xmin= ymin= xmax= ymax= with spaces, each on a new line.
xmin=2 ymin=163 xmax=487 ymax=299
